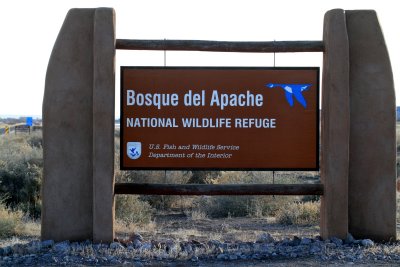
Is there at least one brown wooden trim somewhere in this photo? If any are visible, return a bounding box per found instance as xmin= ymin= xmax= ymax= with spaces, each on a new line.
xmin=114 ymin=183 xmax=324 ymax=195
xmin=116 ymin=39 xmax=324 ymax=53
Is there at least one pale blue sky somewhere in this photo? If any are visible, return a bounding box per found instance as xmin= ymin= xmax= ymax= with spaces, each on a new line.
xmin=0 ymin=0 xmax=398 ymax=118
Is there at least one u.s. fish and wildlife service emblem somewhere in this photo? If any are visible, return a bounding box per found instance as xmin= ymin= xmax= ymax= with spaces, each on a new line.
xmin=127 ymin=142 xmax=141 ymax=160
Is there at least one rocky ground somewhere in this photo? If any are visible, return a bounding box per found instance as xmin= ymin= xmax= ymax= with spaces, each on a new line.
xmin=1 ymin=215 xmax=400 ymax=266
xmin=1 ymin=233 xmax=400 ymax=266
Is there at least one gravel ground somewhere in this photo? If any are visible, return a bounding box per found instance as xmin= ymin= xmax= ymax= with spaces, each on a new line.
xmin=1 ymin=233 xmax=400 ymax=266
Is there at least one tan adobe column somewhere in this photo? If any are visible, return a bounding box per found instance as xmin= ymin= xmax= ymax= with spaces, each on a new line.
xmin=42 ymin=8 xmax=115 ymax=242
xmin=320 ymin=9 xmax=350 ymax=240
xmin=346 ymin=10 xmax=396 ymax=242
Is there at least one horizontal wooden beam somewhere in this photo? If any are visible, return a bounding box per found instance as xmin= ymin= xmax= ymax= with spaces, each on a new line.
xmin=116 ymin=39 xmax=324 ymax=53
xmin=114 ymin=183 xmax=324 ymax=196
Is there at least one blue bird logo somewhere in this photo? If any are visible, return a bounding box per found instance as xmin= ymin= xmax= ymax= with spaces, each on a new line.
xmin=266 ymin=83 xmax=311 ymax=108
xmin=129 ymin=147 xmax=139 ymax=158
xmin=127 ymin=142 xmax=141 ymax=160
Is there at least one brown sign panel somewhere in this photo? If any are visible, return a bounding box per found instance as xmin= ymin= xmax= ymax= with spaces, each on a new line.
xmin=121 ymin=67 xmax=319 ymax=170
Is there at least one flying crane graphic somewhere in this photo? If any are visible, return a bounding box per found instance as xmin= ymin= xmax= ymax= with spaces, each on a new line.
xmin=266 ymin=83 xmax=311 ymax=108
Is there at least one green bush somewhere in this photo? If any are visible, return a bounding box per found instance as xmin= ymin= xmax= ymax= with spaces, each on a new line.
xmin=275 ymin=201 xmax=320 ymax=225
xmin=115 ymin=195 xmax=153 ymax=225
xmin=0 ymin=133 xmax=42 ymax=218
xmin=0 ymin=200 xmax=23 ymax=238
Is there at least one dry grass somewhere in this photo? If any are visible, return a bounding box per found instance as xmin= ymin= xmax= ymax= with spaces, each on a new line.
xmin=115 ymin=195 xmax=153 ymax=225
xmin=0 ymin=202 xmax=24 ymax=238
xmin=168 ymin=229 xmax=203 ymax=241
xmin=190 ymin=210 xmax=208 ymax=220
xmin=367 ymin=244 xmax=395 ymax=254
xmin=18 ymin=219 xmax=40 ymax=237
xmin=276 ymin=201 xmax=320 ymax=226
xmin=117 ymin=213 xmax=320 ymax=243
xmin=115 ymin=219 xmax=157 ymax=238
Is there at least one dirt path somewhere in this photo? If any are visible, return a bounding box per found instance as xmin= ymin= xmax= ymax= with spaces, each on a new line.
xmin=118 ymin=212 xmax=320 ymax=243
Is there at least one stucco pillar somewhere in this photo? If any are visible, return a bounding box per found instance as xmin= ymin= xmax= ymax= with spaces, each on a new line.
xmin=320 ymin=9 xmax=350 ymax=240
xmin=42 ymin=8 xmax=115 ymax=242
xmin=346 ymin=10 xmax=396 ymax=242
xmin=93 ymin=8 xmax=116 ymax=243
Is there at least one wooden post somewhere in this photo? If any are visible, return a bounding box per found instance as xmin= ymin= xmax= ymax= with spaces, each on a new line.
xmin=116 ymin=39 xmax=324 ymax=53
xmin=114 ymin=183 xmax=324 ymax=196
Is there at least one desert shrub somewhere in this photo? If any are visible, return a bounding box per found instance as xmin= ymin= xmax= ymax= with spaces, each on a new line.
xmin=195 ymin=196 xmax=251 ymax=218
xmin=397 ymin=159 xmax=400 ymax=179
xmin=26 ymin=132 xmax=43 ymax=148
xmin=276 ymin=201 xmax=320 ymax=225
xmin=120 ymin=170 xmax=191 ymax=211
xmin=252 ymin=196 xmax=296 ymax=217
xmin=191 ymin=209 xmax=208 ymax=220
xmin=195 ymin=195 xmax=295 ymax=218
xmin=215 ymin=171 xmax=314 ymax=185
xmin=115 ymin=195 xmax=153 ymax=225
xmin=396 ymin=125 xmax=400 ymax=152
xmin=192 ymin=171 xmax=296 ymax=218
xmin=0 ymin=200 xmax=23 ymax=238
xmin=0 ymin=134 xmax=42 ymax=218
xmin=187 ymin=171 xmax=221 ymax=184
xmin=140 ymin=195 xmax=183 ymax=211
xmin=217 ymin=171 xmax=259 ymax=184
xmin=301 ymin=194 xmax=320 ymax=202
xmin=115 ymin=128 xmax=120 ymax=138
xmin=397 ymin=194 xmax=400 ymax=223
xmin=200 ymin=172 xmax=262 ymax=218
